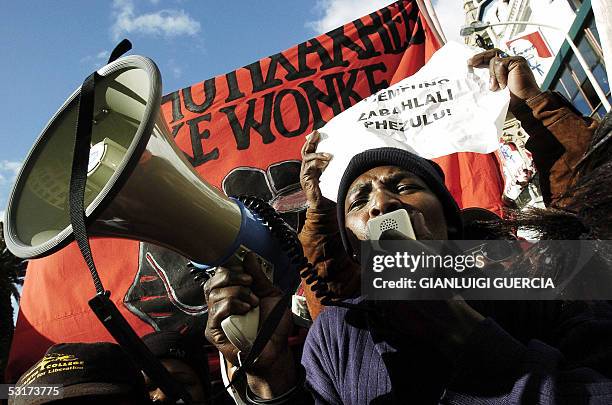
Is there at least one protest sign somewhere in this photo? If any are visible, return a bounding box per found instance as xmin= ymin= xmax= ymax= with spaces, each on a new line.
xmin=318 ymin=42 xmax=510 ymax=201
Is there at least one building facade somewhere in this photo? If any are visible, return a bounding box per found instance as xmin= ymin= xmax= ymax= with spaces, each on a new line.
xmin=463 ymin=0 xmax=610 ymax=209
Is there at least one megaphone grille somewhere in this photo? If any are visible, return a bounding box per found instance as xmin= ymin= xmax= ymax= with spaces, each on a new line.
xmin=380 ymin=218 xmax=399 ymax=232
xmin=28 ymin=156 xmax=70 ymax=211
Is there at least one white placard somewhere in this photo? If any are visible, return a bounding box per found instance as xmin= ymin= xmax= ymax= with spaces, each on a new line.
xmin=318 ymin=42 xmax=510 ymax=201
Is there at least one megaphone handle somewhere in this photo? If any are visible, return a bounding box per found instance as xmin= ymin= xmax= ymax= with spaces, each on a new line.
xmin=215 ymin=246 xmax=266 ymax=354
xmin=221 ymin=306 xmax=260 ymax=353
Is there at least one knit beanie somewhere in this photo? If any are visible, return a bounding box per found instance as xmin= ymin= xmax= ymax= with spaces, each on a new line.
xmin=336 ymin=147 xmax=463 ymax=257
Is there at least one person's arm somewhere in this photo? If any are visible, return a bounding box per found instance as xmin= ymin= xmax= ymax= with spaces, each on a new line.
xmin=298 ymin=131 xmax=360 ymax=320
xmin=513 ymin=92 xmax=598 ymax=205
xmin=468 ymin=49 xmax=598 ymax=206
xmin=298 ymin=206 xmax=360 ymax=319
xmin=443 ymin=302 xmax=612 ymax=404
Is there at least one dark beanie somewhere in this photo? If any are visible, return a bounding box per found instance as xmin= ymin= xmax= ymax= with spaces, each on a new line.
xmin=336 ymin=147 xmax=463 ymax=256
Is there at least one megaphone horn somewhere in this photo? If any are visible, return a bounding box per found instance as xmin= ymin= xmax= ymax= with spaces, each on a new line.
xmin=4 ymin=55 xmax=301 ymax=353
xmin=5 ymin=56 xmax=241 ymax=263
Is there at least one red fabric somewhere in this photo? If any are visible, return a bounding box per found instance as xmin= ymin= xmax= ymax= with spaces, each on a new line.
xmin=7 ymin=239 xmax=150 ymax=382
xmin=7 ymin=0 xmax=503 ymax=382
xmin=432 ymin=153 xmax=504 ymax=215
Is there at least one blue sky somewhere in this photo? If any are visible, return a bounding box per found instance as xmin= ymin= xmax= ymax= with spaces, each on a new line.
xmin=0 ymin=0 xmax=462 ymax=217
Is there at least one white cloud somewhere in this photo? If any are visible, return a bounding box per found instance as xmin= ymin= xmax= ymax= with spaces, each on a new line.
xmin=80 ymin=49 xmax=110 ymax=66
xmin=0 ymin=161 xmax=21 ymax=186
xmin=167 ymin=59 xmax=183 ymax=79
xmin=307 ymin=0 xmax=391 ymax=35
xmin=172 ymin=66 xmax=182 ymax=78
xmin=111 ymin=0 xmax=201 ymax=40
xmin=96 ymin=50 xmax=110 ymax=60
xmin=432 ymin=0 xmax=464 ymax=43
xmin=0 ymin=161 xmax=22 ymax=222
xmin=307 ymin=0 xmax=464 ymax=43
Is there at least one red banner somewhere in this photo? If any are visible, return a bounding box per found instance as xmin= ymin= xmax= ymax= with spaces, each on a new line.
xmin=7 ymin=0 xmax=503 ymax=381
xmin=162 ymin=0 xmax=440 ymax=229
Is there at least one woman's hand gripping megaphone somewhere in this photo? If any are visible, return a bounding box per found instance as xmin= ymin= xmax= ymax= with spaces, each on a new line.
xmin=204 ymin=252 xmax=293 ymax=372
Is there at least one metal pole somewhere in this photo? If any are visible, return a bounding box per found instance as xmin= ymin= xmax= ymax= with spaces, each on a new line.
xmin=487 ymin=21 xmax=611 ymax=111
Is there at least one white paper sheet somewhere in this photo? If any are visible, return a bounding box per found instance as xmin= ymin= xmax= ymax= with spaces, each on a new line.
xmin=317 ymin=42 xmax=510 ymax=201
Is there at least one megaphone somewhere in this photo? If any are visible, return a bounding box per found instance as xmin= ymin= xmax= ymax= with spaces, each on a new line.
xmin=3 ymin=55 xmax=300 ymax=353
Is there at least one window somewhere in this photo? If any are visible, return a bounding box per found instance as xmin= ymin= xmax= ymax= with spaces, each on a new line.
xmin=513 ymin=4 xmax=532 ymax=36
xmin=477 ymin=0 xmax=495 ymax=21
xmin=588 ymin=15 xmax=600 ymax=43
xmin=596 ymin=105 xmax=606 ymax=120
xmin=566 ymin=0 xmax=583 ymax=12
xmin=593 ymin=64 xmax=610 ymax=94
xmin=549 ymin=15 xmax=610 ymax=117
xmin=569 ymin=53 xmax=587 ymax=83
xmin=553 ymin=80 xmax=571 ymax=99
xmin=580 ymin=78 xmax=601 ymax=111
xmin=559 ymin=69 xmax=578 ymax=98
xmin=572 ymin=91 xmax=590 ymax=115
xmin=578 ymin=34 xmax=599 ymax=69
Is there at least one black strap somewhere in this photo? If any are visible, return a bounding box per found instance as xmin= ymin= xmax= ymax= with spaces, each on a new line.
xmin=69 ymin=70 xmax=104 ymax=294
xmin=68 ymin=39 xmax=192 ymax=404
xmin=219 ymin=290 xmax=293 ymax=402
xmin=108 ymin=39 xmax=132 ymax=64
xmin=235 ymin=291 xmax=292 ymax=374
xmin=68 ymin=38 xmax=133 ymax=294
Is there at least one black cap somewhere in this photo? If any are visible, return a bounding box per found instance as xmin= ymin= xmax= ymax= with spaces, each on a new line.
xmin=336 ymin=147 xmax=463 ymax=257
xmin=9 ymin=342 xmax=147 ymax=405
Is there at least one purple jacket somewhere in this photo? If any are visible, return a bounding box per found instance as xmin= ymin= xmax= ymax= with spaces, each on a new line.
xmin=301 ymin=299 xmax=612 ymax=404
